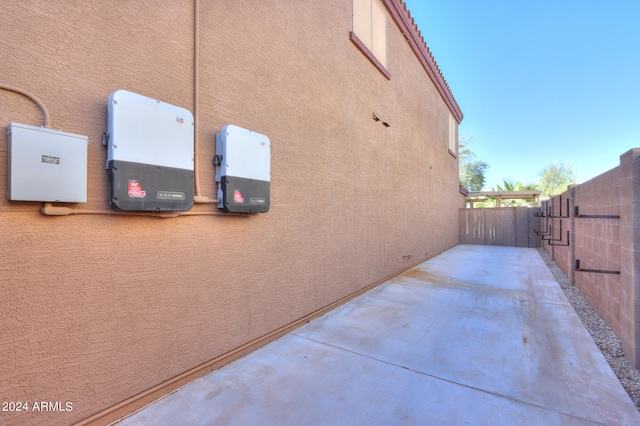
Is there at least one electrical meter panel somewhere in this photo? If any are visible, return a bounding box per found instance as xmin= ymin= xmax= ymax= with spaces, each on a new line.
xmin=106 ymin=90 xmax=194 ymax=211
xmin=214 ymin=125 xmax=270 ymax=213
xmin=6 ymin=122 xmax=88 ymax=203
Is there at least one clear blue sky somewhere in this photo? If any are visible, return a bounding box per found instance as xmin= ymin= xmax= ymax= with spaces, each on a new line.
xmin=402 ymin=0 xmax=640 ymax=190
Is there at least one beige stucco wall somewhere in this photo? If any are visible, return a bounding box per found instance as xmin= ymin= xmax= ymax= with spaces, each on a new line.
xmin=0 ymin=1 xmax=461 ymax=424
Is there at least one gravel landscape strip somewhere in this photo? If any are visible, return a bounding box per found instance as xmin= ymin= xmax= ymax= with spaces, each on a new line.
xmin=538 ymin=248 xmax=640 ymax=411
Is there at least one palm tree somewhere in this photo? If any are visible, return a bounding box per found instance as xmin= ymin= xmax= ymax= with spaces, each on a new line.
xmin=491 ymin=180 xmax=539 ymax=207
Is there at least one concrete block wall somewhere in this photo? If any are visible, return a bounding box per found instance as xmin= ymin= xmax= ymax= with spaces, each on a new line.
xmin=543 ymin=149 xmax=640 ymax=367
xmin=573 ymin=167 xmax=623 ymax=337
xmin=543 ymin=195 xmax=571 ymax=275
xmin=618 ymin=149 xmax=640 ymax=367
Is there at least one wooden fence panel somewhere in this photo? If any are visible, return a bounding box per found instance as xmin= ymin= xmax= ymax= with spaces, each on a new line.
xmin=460 ymin=207 xmax=540 ymax=247
xmin=515 ymin=207 xmax=530 ymax=247
xmin=460 ymin=209 xmax=486 ymax=245
xmin=487 ymin=208 xmax=515 ymax=246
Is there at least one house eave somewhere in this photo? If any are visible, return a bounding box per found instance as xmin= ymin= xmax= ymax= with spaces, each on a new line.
xmin=382 ymin=0 xmax=463 ymax=123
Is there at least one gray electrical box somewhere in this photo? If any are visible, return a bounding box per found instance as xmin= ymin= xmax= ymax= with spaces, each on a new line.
xmin=106 ymin=90 xmax=194 ymax=211
xmin=6 ymin=122 xmax=88 ymax=202
xmin=214 ymin=125 xmax=270 ymax=213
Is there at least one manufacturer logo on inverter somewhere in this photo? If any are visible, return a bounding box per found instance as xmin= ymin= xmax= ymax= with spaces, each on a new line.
xmin=128 ymin=180 xmax=146 ymax=198
xmin=41 ymin=155 xmax=60 ymax=165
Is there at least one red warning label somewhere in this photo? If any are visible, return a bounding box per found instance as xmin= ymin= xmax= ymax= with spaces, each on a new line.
xmin=233 ymin=190 xmax=244 ymax=203
xmin=128 ymin=181 xmax=146 ymax=198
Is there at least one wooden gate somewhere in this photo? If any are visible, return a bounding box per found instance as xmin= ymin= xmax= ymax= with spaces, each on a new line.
xmin=459 ymin=207 xmax=541 ymax=248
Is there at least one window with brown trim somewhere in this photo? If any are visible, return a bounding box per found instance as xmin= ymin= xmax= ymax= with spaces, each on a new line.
xmin=351 ymin=0 xmax=389 ymax=79
xmin=448 ymin=112 xmax=458 ymax=158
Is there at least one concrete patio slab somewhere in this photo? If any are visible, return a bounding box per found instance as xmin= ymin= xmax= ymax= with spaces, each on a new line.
xmin=116 ymin=245 xmax=640 ymax=425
